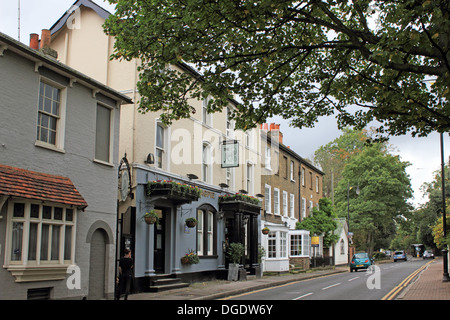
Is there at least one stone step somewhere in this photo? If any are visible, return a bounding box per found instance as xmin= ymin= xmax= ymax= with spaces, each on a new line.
xmin=148 ymin=274 xmax=189 ymax=292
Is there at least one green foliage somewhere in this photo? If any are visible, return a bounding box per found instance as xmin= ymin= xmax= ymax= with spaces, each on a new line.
xmin=105 ymin=0 xmax=450 ymax=136
xmin=296 ymin=198 xmax=338 ymax=247
xmin=334 ymin=143 xmax=413 ymax=254
xmin=226 ymin=242 xmax=245 ymax=264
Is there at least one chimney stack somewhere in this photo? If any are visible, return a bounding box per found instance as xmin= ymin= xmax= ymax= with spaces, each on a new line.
xmin=40 ymin=29 xmax=51 ymax=49
xmin=29 ymin=33 xmax=39 ymax=50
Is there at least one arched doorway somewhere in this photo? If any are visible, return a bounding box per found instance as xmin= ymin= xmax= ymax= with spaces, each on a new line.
xmin=88 ymin=229 xmax=107 ymax=299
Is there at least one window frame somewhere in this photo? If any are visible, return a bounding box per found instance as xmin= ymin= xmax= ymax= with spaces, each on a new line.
xmin=273 ymin=188 xmax=280 ymax=216
xmin=264 ymin=184 xmax=271 ymax=214
xmin=5 ymin=200 xmax=76 ymax=267
xmin=94 ymin=102 xmax=114 ymax=164
xmin=196 ymin=205 xmax=217 ymax=257
xmin=35 ymin=78 xmax=66 ymax=153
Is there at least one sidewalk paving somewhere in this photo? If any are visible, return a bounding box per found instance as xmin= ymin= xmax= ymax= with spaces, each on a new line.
xmin=128 ymin=266 xmax=348 ymax=300
xmin=127 ymin=258 xmax=450 ymax=300
xmin=397 ymin=257 xmax=450 ymax=300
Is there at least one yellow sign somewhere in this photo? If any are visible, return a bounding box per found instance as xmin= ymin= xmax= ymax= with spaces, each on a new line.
xmin=311 ymin=236 xmax=320 ymax=247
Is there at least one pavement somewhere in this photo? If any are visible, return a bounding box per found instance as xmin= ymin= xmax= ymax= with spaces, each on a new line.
xmin=127 ymin=258 xmax=450 ymax=300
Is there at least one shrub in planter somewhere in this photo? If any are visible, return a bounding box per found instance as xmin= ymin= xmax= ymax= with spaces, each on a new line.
xmin=142 ymin=210 xmax=159 ymax=224
xmin=185 ymin=217 xmax=198 ymax=228
xmin=226 ymin=242 xmax=245 ymax=281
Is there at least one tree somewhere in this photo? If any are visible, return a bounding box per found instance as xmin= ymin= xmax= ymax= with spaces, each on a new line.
xmin=334 ymin=143 xmax=413 ymax=254
xmin=104 ymin=0 xmax=450 ymax=136
xmin=296 ymin=197 xmax=338 ymax=248
xmin=314 ymin=128 xmax=369 ymax=201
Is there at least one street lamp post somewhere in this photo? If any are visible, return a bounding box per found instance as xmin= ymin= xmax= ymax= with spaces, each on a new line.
xmin=347 ymin=182 xmax=360 ymax=265
xmin=440 ymin=133 xmax=450 ymax=282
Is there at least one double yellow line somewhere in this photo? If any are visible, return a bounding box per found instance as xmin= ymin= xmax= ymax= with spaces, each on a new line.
xmin=381 ymin=260 xmax=434 ymax=300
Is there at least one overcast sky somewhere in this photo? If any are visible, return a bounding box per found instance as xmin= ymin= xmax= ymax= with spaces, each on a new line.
xmin=1 ymin=0 xmax=448 ymax=208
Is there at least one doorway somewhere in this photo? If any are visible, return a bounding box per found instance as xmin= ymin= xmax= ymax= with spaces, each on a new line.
xmin=153 ymin=208 xmax=165 ymax=273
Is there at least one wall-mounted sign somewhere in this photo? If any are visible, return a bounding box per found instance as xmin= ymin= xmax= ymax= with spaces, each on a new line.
xmin=311 ymin=236 xmax=320 ymax=247
xmin=221 ymin=140 xmax=239 ymax=168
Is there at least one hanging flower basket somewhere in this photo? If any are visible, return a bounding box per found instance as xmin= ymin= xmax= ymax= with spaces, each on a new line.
xmin=262 ymin=227 xmax=270 ymax=235
xmin=185 ymin=218 xmax=197 ymax=228
xmin=142 ymin=210 xmax=159 ymax=225
xmin=218 ymin=193 xmax=261 ymax=215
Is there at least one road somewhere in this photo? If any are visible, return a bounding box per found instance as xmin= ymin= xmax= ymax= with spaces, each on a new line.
xmin=225 ymin=258 xmax=431 ymax=300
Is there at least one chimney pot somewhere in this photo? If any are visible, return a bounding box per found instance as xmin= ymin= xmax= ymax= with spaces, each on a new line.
xmin=40 ymin=29 xmax=51 ymax=49
xmin=30 ymin=33 xmax=39 ymax=50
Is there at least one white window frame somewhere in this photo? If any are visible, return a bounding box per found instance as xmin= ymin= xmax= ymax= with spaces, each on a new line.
xmin=202 ymin=96 xmax=213 ymax=126
xmin=264 ymin=184 xmax=271 ymax=213
xmin=282 ymin=191 xmax=288 ymax=217
xmin=265 ymin=146 xmax=271 ymax=170
xmin=273 ymin=188 xmax=280 ymax=215
xmin=226 ymin=106 xmax=234 ymax=138
xmin=301 ymin=198 xmax=306 ymax=219
xmin=155 ymin=122 xmax=167 ymax=170
xmin=5 ymin=200 xmax=77 ymax=269
xmin=316 ymin=176 xmax=320 ymax=193
xmin=197 ymin=210 xmax=204 ymax=254
xmin=202 ymin=141 xmax=213 ymax=184
xmin=35 ymin=78 xmax=67 ymax=153
xmin=309 ymin=200 xmax=314 ymax=216
xmin=289 ymin=231 xmax=310 ymax=257
xmin=246 ymin=161 xmax=254 ymax=195
xmin=290 ymin=193 xmax=295 ymax=218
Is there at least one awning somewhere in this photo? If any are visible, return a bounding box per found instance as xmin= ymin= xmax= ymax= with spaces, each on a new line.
xmin=0 ymin=164 xmax=88 ymax=210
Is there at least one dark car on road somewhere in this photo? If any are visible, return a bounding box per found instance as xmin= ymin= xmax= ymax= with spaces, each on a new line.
xmin=393 ymin=250 xmax=407 ymax=262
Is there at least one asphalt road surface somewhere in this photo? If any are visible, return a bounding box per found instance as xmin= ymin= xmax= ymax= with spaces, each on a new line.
xmin=225 ymin=258 xmax=430 ymax=300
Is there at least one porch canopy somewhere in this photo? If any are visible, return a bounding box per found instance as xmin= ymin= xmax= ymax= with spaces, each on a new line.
xmin=0 ymin=164 xmax=88 ymax=210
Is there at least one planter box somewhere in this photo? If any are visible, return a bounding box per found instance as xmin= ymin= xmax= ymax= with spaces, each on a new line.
xmin=146 ymin=184 xmax=200 ymax=205
xmin=227 ymin=263 xmax=240 ymax=281
xmin=219 ymin=200 xmax=261 ymax=215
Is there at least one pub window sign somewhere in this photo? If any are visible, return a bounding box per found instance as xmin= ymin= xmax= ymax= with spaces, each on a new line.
xmin=221 ymin=140 xmax=239 ymax=168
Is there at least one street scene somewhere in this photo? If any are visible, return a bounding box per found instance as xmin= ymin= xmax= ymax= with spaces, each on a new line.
xmin=0 ymin=0 xmax=449 ymax=307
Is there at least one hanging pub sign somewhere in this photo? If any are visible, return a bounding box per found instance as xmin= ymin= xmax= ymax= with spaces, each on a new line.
xmin=221 ymin=140 xmax=239 ymax=168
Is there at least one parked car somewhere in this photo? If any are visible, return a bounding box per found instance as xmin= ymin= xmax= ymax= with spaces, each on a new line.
xmin=350 ymin=252 xmax=373 ymax=272
xmin=423 ymin=250 xmax=435 ymax=259
xmin=393 ymin=250 xmax=407 ymax=262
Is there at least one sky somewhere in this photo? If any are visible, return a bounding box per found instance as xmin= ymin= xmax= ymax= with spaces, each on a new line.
xmin=0 ymin=0 xmax=448 ymax=208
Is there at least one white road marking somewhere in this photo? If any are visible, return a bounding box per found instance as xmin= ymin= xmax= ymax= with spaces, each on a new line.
xmin=348 ymin=277 xmax=359 ymax=282
xmin=293 ymin=292 xmax=314 ymax=300
xmin=321 ymin=283 xmax=341 ymax=290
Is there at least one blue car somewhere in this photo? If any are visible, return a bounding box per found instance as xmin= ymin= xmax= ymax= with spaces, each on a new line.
xmin=350 ymin=253 xmax=373 ymax=272
xmin=393 ymin=250 xmax=407 ymax=262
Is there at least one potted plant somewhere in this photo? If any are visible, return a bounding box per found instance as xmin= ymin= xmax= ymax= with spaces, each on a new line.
xmin=185 ymin=217 xmax=198 ymax=228
xmin=181 ymin=249 xmax=200 ymax=265
xmin=143 ymin=210 xmax=159 ymax=225
xmin=262 ymin=227 xmax=270 ymax=235
xmin=226 ymin=242 xmax=245 ymax=281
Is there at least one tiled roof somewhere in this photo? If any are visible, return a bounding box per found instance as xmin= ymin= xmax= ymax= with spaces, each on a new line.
xmin=0 ymin=164 xmax=88 ymax=209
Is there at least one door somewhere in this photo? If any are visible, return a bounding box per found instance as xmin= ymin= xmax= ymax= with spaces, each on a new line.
xmin=153 ymin=208 xmax=165 ymax=273
xmin=89 ymin=229 xmax=107 ymax=299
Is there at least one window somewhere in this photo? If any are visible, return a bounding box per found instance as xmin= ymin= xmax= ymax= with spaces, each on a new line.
xmin=7 ymin=201 xmax=76 ymax=265
xmin=280 ymin=232 xmax=287 ymax=258
xmin=273 ymin=188 xmax=280 ymax=215
xmin=202 ymin=142 xmax=212 ymax=183
xmin=95 ymin=103 xmax=112 ymax=163
xmin=246 ymin=162 xmax=254 ymax=195
xmin=309 ymin=172 xmax=313 ymax=190
xmin=290 ymin=194 xmax=295 ymax=218
xmin=202 ymin=96 xmax=212 ymax=126
xmin=290 ymin=232 xmax=310 ymax=257
xmin=283 ymin=156 xmax=288 ymax=179
xmin=265 ymin=146 xmax=271 ymax=170
xmin=316 ymin=176 xmax=320 ymax=193
xmin=340 ymin=239 xmax=345 ymax=255
xmin=264 ymin=184 xmax=271 ymax=213
xmin=197 ymin=207 xmax=216 ymax=256
xmin=301 ymin=168 xmax=305 ymax=186
xmin=267 ymin=232 xmax=276 ymax=258
xmin=37 ymin=80 xmax=64 ymax=148
xmin=290 ymin=161 xmax=295 ymax=181
xmin=282 ymin=191 xmax=288 ymax=217
xmin=301 ymin=198 xmax=306 ymax=219
xmin=156 ymin=123 xmax=166 ymax=169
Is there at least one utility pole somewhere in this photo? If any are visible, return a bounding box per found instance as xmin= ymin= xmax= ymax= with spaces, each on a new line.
xmin=440 ymin=132 xmax=450 ymax=282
